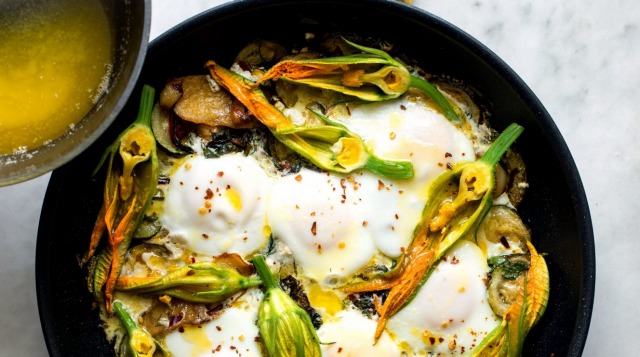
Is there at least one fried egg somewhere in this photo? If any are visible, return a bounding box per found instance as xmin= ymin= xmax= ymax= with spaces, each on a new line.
xmin=161 ymin=153 xmax=271 ymax=258
xmin=267 ymin=168 xmax=377 ymax=286
xmin=386 ymin=239 xmax=500 ymax=355
xmin=164 ymin=289 xmax=264 ymax=356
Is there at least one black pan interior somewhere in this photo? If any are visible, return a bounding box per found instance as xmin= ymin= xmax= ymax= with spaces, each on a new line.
xmin=36 ymin=1 xmax=595 ymax=356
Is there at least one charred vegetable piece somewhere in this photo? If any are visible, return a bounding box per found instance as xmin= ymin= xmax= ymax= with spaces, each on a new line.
xmin=206 ymin=61 xmax=414 ymax=179
xmin=112 ymin=300 xmax=170 ymax=357
xmin=343 ymin=123 xmax=524 ymax=340
xmin=234 ymin=40 xmax=288 ymax=72
xmin=133 ymin=213 xmax=162 ymax=239
xmin=471 ymin=242 xmax=549 ymax=357
xmin=151 ymin=104 xmax=190 ymax=155
xmin=116 ymin=262 xmax=261 ymax=304
xmin=477 ymin=205 xmax=531 ymax=253
xmin=83 ymin=85 xmax=159 ymax=313
xmin=280 ymin=275 xmax=323 ymax=329
xmin=256 ymin=38 xmax=461 ymax=123
xmin=488 ymin=254 xmax=531 ymax=317
xmin=252 ymin=255 xmax=322 ymax=357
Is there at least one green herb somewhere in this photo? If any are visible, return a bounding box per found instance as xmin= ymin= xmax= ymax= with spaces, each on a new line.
xmin=488 ymin=256 xmax=530 ymax=280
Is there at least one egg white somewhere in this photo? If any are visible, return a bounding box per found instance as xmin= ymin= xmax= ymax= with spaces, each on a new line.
xmin=318 ymin=309 xmax=400 ymax=356
xmin=386 ymin=239 xmax=500 ymax=355
xmin=164 ymin=289 xmax=264 ymax=357
xmin=161 ymin=153 xmax=271 ymax=258
xmin=267 ymin=168 xmax=377 ymax=286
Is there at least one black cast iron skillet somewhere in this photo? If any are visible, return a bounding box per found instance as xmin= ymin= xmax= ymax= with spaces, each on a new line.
xmin=37 ymin=0 xmax=595 ymax=355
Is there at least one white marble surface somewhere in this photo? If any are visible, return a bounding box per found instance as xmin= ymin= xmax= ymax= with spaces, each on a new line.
xmin=0 ymin=0 xmax=637 ymax=355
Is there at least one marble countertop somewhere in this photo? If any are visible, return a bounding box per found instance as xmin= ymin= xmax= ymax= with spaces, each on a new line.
xmin=0 ymin=0 xmax=637 ymax=355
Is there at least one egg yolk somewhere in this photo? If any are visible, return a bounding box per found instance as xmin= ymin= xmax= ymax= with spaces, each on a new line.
xmin=308 ymin=284 xmax=343 ymax=316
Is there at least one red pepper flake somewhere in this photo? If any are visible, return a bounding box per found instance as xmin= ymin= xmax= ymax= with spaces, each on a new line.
xmin=217 ymin=171 xmax=224 ymax=177
xmin=395 ymin=213 xmax=399 ymax=220
xmin=451 ymin=256 xmax=459 ymax=264
xmin=205 ymin=188 xmax=214 ymax=199
xmin=439 ymin=337 xmax=445 ymax=343
xmin=363 ymin=221 xmax=368 ymax=227
xmin=338 ymin=347 xmax=343 ymax=353
xmin=429 ymin=337 xmax=436 ymax=345
xmin=378 ymin=180 xmax=385 ymax=190
xmin=445 ymin=152 xmax=452 ymax=158
xmin=391 ymin=226 xmax=395 ymax=231
xmin=500 ymin=236 xmax=510 ymax=248
xmin=311 ymin=221 xmax=317 ymax=235
xmin=448 ymin=339 xmax=457 ymax=350
xmin=195 ymin=186 xmax=200 ymax=190
xmin=216 ymin=345 xmax=222 ymax=352
xmin=400 ymin=246 xmax=405 ymax=253
xmin=180 ymin=181 xmax=184 ymax=186
xmin=226 ymin=184 xmax=231 ymax=190
xmin=230 ymin=346 xmax=236 ymax=350
xmin=446 ymin=163 xmax=453 ymax=170
xmin=254 ymin=336 xmax=261 ymax=342
xmin=216 ymin=326 xmax=222 ymax=331
xmin=438 ymin=163 xmax=443 ymax=167
xmin=191 ymin=257 xmax=196 ymax=263
xmin=317 ymin=244 xmax=322 ymax=254
xmin=243 ymin=237 xmax=248 ymax=242
xmin=295 ymin=174 xmax=302 ymax=181
xmin=462 ymin=152 xmax=466 ymax=156
xmin=400 ymin=104 xmax=407 ymax=110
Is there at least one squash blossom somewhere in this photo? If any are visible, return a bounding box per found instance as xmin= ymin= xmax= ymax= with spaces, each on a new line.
xmin=83 ymin=85 xmax=159 ymax=314
xmin=471 ymin=242 xmax=549 ymax=357
xmin=343 ymin=123 xmax=525 ymax=340
xmin=112 ymin=300 xmax=170 ymax=357
xmin=252 ymin=255 xmax=322 ymax=357
xmin=206 ymin=61 xmax=414 ymax=179
xmin=256 ymin=38 xmax=461 ymax=124
xmin=115 ymin=262 xmax=262 ymax=304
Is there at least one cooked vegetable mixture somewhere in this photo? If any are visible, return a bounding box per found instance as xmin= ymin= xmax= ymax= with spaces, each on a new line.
xmin=83 ymin=34 xmax=549 ymax=357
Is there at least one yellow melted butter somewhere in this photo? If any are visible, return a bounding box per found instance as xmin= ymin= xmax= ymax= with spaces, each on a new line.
xmin=0 ymin=0 xmax=113 ymax=154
